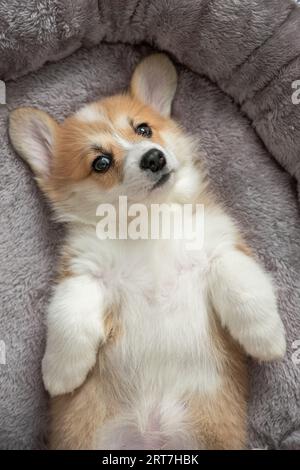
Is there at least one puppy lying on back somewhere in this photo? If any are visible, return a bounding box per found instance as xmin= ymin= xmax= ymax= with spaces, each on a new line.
xmin=9 ymin=54 xmax=286 ymax=449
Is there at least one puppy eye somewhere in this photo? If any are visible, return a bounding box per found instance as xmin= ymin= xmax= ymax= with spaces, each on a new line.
xmin=92 ymin=154 xmax=112 ymax=173
xmin=135 ymin=123 xmax=152 ymax=138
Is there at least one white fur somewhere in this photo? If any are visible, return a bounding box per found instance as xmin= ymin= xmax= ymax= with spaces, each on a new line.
xmin=42 ymin=274 xmax=108 ymax=395
xmin=76 ymin=105 xmax=106 ymax=123
xmin=208 ymin=250 xmax=286 ymax=360
xmin=114 ymin=114 xmax=129 ymax=129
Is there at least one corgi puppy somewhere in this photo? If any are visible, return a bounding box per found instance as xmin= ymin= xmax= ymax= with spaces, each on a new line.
xmin=9 ymin=54 xmax=286 ymax=450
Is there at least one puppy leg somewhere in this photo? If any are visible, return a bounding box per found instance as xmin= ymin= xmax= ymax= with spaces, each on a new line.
xmin=42 ymin=275 xmax=108 ymax=396
xmin=208 ymin=249 xmax=286 ymax=361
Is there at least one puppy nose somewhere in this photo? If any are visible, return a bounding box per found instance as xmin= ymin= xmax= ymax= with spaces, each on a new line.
xmin=140 ymin=148 xmax=166 ymax=173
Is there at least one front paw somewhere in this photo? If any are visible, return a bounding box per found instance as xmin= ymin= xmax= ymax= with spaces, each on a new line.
xmin=42 ymin=347 xmax=97 ymax=396
xmin=239 ymin=316 xmax=286 ymax=361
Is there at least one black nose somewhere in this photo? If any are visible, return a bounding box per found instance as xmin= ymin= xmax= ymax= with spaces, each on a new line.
xmin=140 ymin=148 xmax=166 ymax=173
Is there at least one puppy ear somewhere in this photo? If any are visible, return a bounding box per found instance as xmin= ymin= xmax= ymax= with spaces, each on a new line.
xmin=9 ymin=107 xmax=58 ymax=179
xmin=130 ymin=54 xmax=177 ymax=117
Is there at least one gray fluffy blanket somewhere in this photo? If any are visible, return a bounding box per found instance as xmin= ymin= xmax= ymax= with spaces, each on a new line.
xmin=0 ymin=0 xmax=300 ymax=450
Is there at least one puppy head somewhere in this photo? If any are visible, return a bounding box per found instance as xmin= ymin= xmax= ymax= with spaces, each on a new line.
xmin=9 ymin=54 xmax=200 ymax=224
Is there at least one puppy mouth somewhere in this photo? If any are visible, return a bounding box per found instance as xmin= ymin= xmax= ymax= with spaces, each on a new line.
xmin=151 ymin=171 xmax=173 ymax=190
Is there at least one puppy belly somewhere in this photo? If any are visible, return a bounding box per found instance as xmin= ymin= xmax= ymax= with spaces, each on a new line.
xmin=94 ymin=305 xmax=248 ymax=450
xmin=94 ymin=381 xmax=247 ymax=450
xmin=93 ymin=267 xmax=230 ymax=449
xmin=95 ymin=398 xmax=198 ymax=450
xmin=49 ymin=251 xmax=247 ymax=450
xmin=49 ymin=333 xmax=247 ymax=450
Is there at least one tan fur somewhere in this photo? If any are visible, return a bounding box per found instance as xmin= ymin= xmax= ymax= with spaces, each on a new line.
xmin=236 ymin=241 xmax=253 ymax=258
xmin=49 ymin=365 xmax=108 ymax=450
xmin=186 ymin=315 xmax=248 ymax=449
xmin=55 ymin=251 xmax=74 ymax=281
xmin=44 ymin=95 xmax=177 ymax=203
xmin=9 ymin=93 xmax=179 ymax=208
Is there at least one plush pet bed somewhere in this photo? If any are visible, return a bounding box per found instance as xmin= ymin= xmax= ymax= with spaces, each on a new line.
xmin=0 ymin=0 xmax=300 ymax=450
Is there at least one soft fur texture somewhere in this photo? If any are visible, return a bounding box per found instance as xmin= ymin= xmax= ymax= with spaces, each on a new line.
xmin=0 ymin=0 xmax=300 ymax=450
xmin=8 ymin=55 xmax=286 ymax=449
